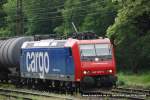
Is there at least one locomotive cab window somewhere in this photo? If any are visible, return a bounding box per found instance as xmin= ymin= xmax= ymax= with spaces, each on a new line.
xmin=95 ymin=44 xmax=112 ymax=58
xmin=80 ymin=44 xmax=112 ymax=61
xmin=80 ymin=44 xmax=96 ymax=57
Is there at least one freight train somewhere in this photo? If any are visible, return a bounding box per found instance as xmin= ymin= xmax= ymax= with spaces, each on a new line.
xmin=0 ymin=36 xmax=117 ymax=90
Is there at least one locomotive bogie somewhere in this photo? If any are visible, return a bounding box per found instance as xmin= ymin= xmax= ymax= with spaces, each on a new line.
xmin=80 ymin=75 xmax=117 ymax=89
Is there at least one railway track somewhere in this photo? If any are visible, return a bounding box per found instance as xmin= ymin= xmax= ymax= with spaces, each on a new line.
xmin=0 ymin=88 xmax=75 ymax=100
xmin=81 ymin=87 xmax=150 ymax=100
xmin=113 ymin=87 xmax=150 ymax=97
xmin=0 ymin=86 xmax=149 ymax=100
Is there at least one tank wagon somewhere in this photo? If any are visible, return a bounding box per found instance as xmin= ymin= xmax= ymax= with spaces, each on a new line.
xmin=0 ymin=37 xmax=33 ymax=80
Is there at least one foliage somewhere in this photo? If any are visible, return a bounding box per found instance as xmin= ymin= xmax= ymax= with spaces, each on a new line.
xmin=23 ymin=0 xmax=64 ymax=35
xmin=55 ymin=0 xmax=118 ymax=37
xmin=0 ymin=28 xmax=11 ymax=36
xmin=3 ymin=0 xmax=17 ymax=36
xmin=81 ymin=0 xmax=118 ymax=36
xmin=0 ymin=0 xmax=7 ymax=31
xmin=107 ymin=0 xmax=150 ymax=72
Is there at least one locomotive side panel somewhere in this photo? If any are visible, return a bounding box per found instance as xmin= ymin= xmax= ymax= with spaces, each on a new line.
xmin=20 ymin=48 xmax=75 ymax=81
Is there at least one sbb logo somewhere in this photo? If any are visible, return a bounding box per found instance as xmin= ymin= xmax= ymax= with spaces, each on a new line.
xmin=26 ymin=52 xmax=49 ymax=78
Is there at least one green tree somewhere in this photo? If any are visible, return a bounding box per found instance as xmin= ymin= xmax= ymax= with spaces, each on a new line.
xmin=23 ymin=0 xmax=64 ymax=35
xmin=55 ymin=0 xmax=118 ymax=37
xmin=107 ymin=0 xmax=150 ymax=73
xmin=0 ymin=0 xmax=8 ymax=36
xmin=0 ymin=0 xmax=7 ymax=27
xmin=2 ymin=0 xmax=17 ymax=36
xmin=54 ymin=0 xmax=86 ymax=37
xmin=81 ymin=0 xmax=118 ymax=36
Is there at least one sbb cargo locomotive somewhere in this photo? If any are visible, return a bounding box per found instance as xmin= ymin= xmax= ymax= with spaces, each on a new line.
xmin=0 ymin=36 xmax=117 ymax=89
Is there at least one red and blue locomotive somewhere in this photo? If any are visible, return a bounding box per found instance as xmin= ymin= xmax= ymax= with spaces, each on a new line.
xmin=20 ymin=37 xmax=117 ymax=88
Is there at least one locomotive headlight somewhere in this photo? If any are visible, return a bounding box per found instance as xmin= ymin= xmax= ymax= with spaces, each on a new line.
xmin=83 ymin=71 xmax=87 ymax=74
xmin=109 ymin=70 xmax=112 ymax=73
xmin=95 ymin=58 xmax=99 ymax=62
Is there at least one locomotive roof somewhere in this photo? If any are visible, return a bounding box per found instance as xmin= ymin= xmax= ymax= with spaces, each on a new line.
xmin=21 ymin=39 xmax=77 ymax=49
xmin=78 ymin=38 xmax=111 ymax=44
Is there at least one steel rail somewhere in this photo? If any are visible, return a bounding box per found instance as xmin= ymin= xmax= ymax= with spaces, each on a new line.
xmin=0 ymin=88 xmax=74 ymax=100
xmin=81 ymin=88 xmax=147 ymax=100
xmin=114 ymin=87 xmax=150 ymax=96
xmin=0 ymin=92 xmax=32 ymax=100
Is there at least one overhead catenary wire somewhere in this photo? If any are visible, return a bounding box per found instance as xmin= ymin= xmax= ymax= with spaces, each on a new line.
xmin=4 ymin=10 xmax=116 ymax=24
xmin=5 ymin=2 xmax=114 ymax=21
xmin=3 ymin=9 xmax=115 ymax=24
xmin=7 ymin=0 xmax=104 ymax=16
xmin=8 ymin=0 xmax=93 ymax=13
xmin=3 ymin=0 xmax=116 ymax=24
xmin=23 ymin=0 xmax=93 ymax=12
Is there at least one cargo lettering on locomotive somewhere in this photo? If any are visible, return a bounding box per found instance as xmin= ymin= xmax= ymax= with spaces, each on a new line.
xmin=26 ymin=52 xmax=49 ymax=78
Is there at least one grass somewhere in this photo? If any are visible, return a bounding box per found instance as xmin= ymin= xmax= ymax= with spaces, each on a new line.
xmin=0 ymin=83 xmax=15 ymax=88
xmin=117 ymin=72 xmax=150 ymax=89
xmin=0 ymin=95 xmax=7 ymax=100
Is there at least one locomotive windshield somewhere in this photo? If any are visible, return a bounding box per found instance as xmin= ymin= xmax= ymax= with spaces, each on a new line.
xmin=80 ymin=44 xmax=112 ymax=60
xmin=80 ymin=44 xmax=96 ymax=56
